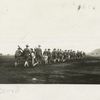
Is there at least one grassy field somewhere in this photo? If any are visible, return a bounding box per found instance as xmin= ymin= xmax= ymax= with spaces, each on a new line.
xmin=0 ymin=55 xmax=100 ymax=84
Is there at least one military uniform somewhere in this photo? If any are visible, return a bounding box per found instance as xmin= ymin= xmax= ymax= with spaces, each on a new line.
xmin=30 ymin=48 xmax=37 ymax=66
xmin=23 ymin=45 xmax=31 ymax=67
xmin=15 ymin=48 xmax=23 ymax=66
xmin=52 ymin=49 xmax=57 ymax=63
xmin=23 ymin=48 xmax=31 ymax=61
xmin=35 ymin=46 xmax=43 ymax=64
xmin=43 ymin=49 xmax=48 ymax=64
xmin=47 ymin=49 xmax=51 ymax=64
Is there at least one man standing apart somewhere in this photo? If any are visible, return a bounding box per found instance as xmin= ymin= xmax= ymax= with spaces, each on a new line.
xmin=15 ymin=46 xmax=23 ymax=66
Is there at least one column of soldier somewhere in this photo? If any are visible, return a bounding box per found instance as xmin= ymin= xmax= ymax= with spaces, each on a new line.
xmin=15 ymin=45 xmax=86 ymax=67
xmin=43 ymin=48 xmax=86 ymax=64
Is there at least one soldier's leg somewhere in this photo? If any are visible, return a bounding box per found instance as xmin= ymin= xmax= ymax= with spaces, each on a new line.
xmin=24 ymin=61 xmax=29 ymax=67
xmin=32 ymin=57 xmax=34 ymax=66
xmin=24 ymin=56 xmax=29 ymax=67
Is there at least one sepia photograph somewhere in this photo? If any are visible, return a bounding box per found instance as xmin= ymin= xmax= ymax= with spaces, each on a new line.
xmin=0 ymin=0 xmax=100 ymax=84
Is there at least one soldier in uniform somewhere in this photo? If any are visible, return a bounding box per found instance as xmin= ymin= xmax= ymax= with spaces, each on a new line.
xmin=76 ymin=50 xmax=80 ymax=60
xmin=43 ymin=49 xmax=48 ymax=56
xmin=82 ymin=52 xmax=86 ymax=58
xmin=43 ymin=49 xmax=48 ymax=64
xmin=59 ymin=49 xmax=63 ymax=63
xmin=67 ymin=50 xmax=70 ymax=60
xmin=63 ymin=50 xmax=68 ymax=62
xmin=30 ymin=48 xmax=38 ymax=66
xmin=52 ymin=48 xmax=57 ymax=63
xmin=47 ymin=49 xmax=52 ymax=64
xmin=35 ymin=45 xmax=43 ymax=64
xmin=23 ymin=45 xmax=31 ymax=67
xmin=15 ymin=46 xmax=23 ymax=66
xmin=69 ymin=49 xmax=73 ymax=60
xmin=57 ymin=49 xmax=60 ymax=63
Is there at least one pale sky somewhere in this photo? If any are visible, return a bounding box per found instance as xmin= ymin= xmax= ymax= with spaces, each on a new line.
xmin=0 ymin=0 xmax=100 ymax=54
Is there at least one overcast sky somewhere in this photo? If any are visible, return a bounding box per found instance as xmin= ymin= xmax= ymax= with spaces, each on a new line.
xmin=0 ymin=0 xmax=100 ymax=54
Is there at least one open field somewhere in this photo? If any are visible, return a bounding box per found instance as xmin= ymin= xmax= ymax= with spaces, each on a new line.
xmin=0 ymin=56 xmax=100 ymax=84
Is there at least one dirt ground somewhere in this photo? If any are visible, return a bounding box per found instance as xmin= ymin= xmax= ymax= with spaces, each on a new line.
xmin=0 ymin=56 xmax=100 ymax=84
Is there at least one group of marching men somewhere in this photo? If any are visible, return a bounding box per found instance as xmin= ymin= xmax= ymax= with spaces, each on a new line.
xmin=15 ymin=45 xmax=86 ymax=67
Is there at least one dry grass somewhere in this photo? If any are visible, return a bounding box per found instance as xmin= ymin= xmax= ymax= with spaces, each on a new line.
xmin=0 ymin=55 xmax=100 ymax=84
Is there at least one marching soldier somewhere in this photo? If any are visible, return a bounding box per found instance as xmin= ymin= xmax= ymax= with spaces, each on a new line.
xmin=15 ymin=46 xmax=23 ymax=66
xmin=35 ymin=45 xmax=43 ymax=64
xmin=30 ymin=48 xmax=38 ymax=67
xmin=57 ymin=49 xmax=60 ymax=63
xmin=43 ymin=49 xmax=48 ymax=56
xmin=43 ymin=49 xmax=48 ymax=64
xmin=63 ymin=50 xmax=68 ymax=62
xmin=52 ymin=48 xmax=57 ymax=63
xmin=82 ymin=52 xmax=86 ymax=58
xmin=59 ymin=49 xmax=63 ymax=62
xmin=23 ymin=45 xmax=31 ymax=67
xmin=47 ymin=49 xmax=52 ymax=64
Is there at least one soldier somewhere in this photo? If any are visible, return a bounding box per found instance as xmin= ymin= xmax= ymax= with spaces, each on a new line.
xmin=15 ymin=46 xmax=23 ymax=66
xmin=47 ymin=49 xmax=52 ymax=64
xmin=56 ymin=49 xmax=60 ymax=63
xmin=35 ymin=45 xmax=43 ymax=64
xmin=59 ymin=49 xmax=63 ymax=62
xmin=52 ymin=48 xmax=57 ymax=63
xmin=73 ymin=51 xmax=77 ymax=60
xmin=82 ymin=52 xmax=86 ymax=58
xmin=43 ymin=49 xmax=48 ymax=64
xmin=79 ymin=51 xmax=84 ymax=59
xmin=69 ymin=49 xmax=73 ymax=60
xmin=71 ymin=51 xmax=75 ymax=60
xmin=67 ymin=50 xmax=70 ymax=60
xmin=23 ymin=45 xmax=31 ymax=67
xmin=43 ymin=49 xmax=48 ymax=56
xmin=30 ymin=48 xmax=38 ymax=66
xmin=63 ymin=50 xmax=68 ymax=62
xmin=76 ymin=50 xmax=80 ymax=59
